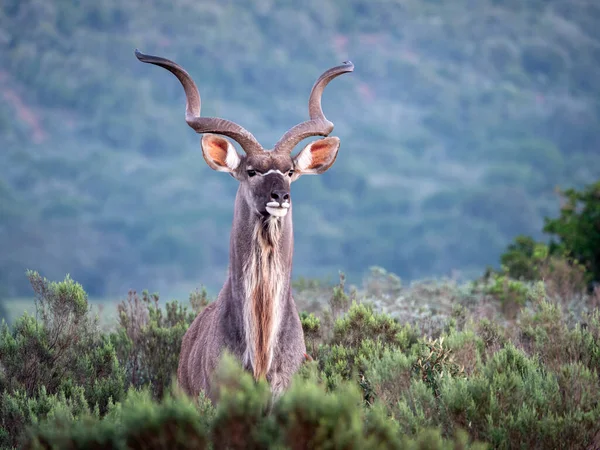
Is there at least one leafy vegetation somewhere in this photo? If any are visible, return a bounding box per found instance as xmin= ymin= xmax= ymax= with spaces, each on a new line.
xmin=497 ymin=181 xmax=600 ymax=298
xmin=2 ymin=258 xmax=600 ymax=448
xmin=2 ymin=0 xmax=600 ymax=447
xmin=0 ymin=272 xmax=125 ymax=445
xmin=544 ymin=181 xmax=600 ymax=286
xmin=1 ymin=178 xmax=596 ymax=447
xmin=2 ymin=0 xmax=600 ymax=298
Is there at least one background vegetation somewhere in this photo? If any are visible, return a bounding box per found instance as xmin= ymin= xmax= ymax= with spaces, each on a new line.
xmin=2 ymin=1 xmax=600 ymax=447
xmin=2 ymin=0 xmax=600 ymax=299
xmin=2 ymin=252 xmax=599 ymax=448
xmin=1 ymin=180 xmax=599 ymax=448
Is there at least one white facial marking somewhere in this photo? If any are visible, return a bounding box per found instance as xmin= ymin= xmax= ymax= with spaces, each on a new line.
xmin=258 ymin=169 xmax=286 ymax=177
xmin=281 ymin=201 xmax=290 ymax=209
xmin=266 ymin=201 xmax=280 ymax=208
xmin=266 ymin=206 xmax=289 ymax=217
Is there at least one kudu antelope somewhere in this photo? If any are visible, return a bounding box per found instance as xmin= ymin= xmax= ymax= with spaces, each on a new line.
xmin=135 ymin=49 xmax=353 ymax=401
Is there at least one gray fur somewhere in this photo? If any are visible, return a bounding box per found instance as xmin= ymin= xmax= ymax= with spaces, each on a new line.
xmin=178 ymin=150 xmax=308 ymax=402
xmin=133 ymin=51 xmax=350 ymax=402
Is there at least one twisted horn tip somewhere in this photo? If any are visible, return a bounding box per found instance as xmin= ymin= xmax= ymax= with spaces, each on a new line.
xmin=134 ymin=49 xmax=154 ymax=63
xmin=341 ymin=61 xmax=355 ymax=71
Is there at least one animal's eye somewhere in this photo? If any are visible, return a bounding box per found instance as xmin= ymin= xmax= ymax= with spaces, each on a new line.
xmin=247 ymin=170 xmax=256 ymax=177
xmin=288 ymin=169 xmax=294 ymax=177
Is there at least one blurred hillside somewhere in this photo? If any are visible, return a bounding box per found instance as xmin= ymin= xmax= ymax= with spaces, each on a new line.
xmin=1 ymin=0 xmax=599 ymax=297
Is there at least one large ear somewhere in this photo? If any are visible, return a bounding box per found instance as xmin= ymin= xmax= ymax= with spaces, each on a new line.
xmin=293 ymin=136 xmax=340 ymax=175
xmin=201 ymin=134 xmax=241 ymax=172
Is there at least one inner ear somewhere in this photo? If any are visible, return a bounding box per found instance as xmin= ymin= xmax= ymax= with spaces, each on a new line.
xmin=201 ymin=134 xmax=241 ymax=172
xmin=293 ymin=136 xmax=340 ymax=175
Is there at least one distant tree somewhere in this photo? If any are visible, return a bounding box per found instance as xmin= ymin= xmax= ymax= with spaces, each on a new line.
xmin=544 ymin=181 xmax=600 ymax=285
xmin=500 ymin=235 xmax=548 ymax=281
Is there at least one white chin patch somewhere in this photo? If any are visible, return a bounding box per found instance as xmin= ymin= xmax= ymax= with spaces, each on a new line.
xmin=266 ymin=207 xmax=289 ymax=217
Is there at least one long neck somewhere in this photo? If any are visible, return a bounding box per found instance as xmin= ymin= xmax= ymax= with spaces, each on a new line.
xmin=227 ymin=186 xmax=294 ymax=379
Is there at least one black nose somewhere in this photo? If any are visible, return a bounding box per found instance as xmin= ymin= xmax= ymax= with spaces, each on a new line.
xmin=271 ymin=190 xmax=290 ymax=202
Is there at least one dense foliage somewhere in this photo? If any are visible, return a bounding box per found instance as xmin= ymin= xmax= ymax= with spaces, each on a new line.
xmin=544 ymin=181 xmax=600 ymax=285
xmin=497 ymin=181 xmax=600 ymax=292
xmin=2 ymin=262 xmax=599 ymax=449
xmin=3 ymin=2 xmax=600 ymax=446
xmin=2 ymin=0 xmax=600 ymax=297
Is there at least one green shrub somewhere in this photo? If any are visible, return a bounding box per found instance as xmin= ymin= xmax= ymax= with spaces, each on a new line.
xmin=544 ymin=181 xmax=600 ymax=286
xmin=519 ymin=295 xmax=600 ymax=373
xmin=394 ymin=379 xmax=439 ymax=435
xmin=413 ymin=337 xmax=467 ymax=398
xmin=496 ymin=181 xmax=600 ymax=292
xmin=209 ymin=353 xmax=272 ymax=450
xmin=500 ymin=235 xmax=548 ymax=281
xmin=1 ymin=386 xmax=89 ymax=449
xmin=481 ymin=272 xmax=528 ymax=319
xmin=317 ymin=302 xmax=418 ymax=393
xmin=0 ymin=272 xmax=124 ymax=447
xmin=476 ymin=318 xmax=507 ymax=361
xmin=364 ymin=348 xmax=415 ymax=409
xmin=20 ymin=353 xmax=490 ymax=450
xmin=300 ymin=311 xmax=321 ymax=357
xmin=398 ymin=344 xmax=600 ymax=449
xmin=23 ymin=389 xmax=209 ymax=450
xmin=499 ymin=235 xmax=589 ymax=304
xmin=331 ymin=302 xmax=417 ymax=351
xmin=438 ymin=330 xmax=483 ymax=376
xmin=318 ymin=343 xmax=356 ymax=391
xmin=329 ymin=272 xmax=354 ymax=320
xmin=3 ymin=272 xmax=600 ymax=449
xmin=273 ymin=379 xmax=367 ymax=449
xmin=113 ymin=390 xmax=209 ymax=450
xmin=399 ymin=429 xmax=487 ymax=450
xmin=110 ymin=289 xmax=200 ymax=399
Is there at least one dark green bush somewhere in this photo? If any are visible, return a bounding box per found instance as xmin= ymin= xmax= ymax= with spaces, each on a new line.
xmin=331 ymin=302 xmax=417 ymax=350
xmin=1 ymin=386 xmax=90 ymax=449
xmin=273 ymin=378 xmax=375 ymax=449
xmin=3 ymin=271 xmax=600 ymax=449
xmin=209 ymin=353 xmax=272 ymax=450
xmin=364 ymin=347 xmax=415 ymax=409
xmin=317 ymin=302 xmax=418 ymax=393
xmin=0 ymin=271 xmax=124 ymax=448
xmin=110 ymin=289 xmax=202 ymax=399
xmin=412 ymin=335 xmax=469 ymax=397
xmin=395 ymin=344 xmax=600 ymax=449
xmin=496 ymin=181 xmax=600 ymax=292
xmin=21 ymin=354 xmax=489 ymax=450
xmin=500 ymin=235 xmax=548 ymax=281
xmin=300 ymin=311 xmax=321 ymax=357
xmin=23 ymin=389 xmax=209 ymax=450
xmin=544 ymin=181 xmax=600 ymax=286
xmin=498 ymin=235 xmax=589 ymax=306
